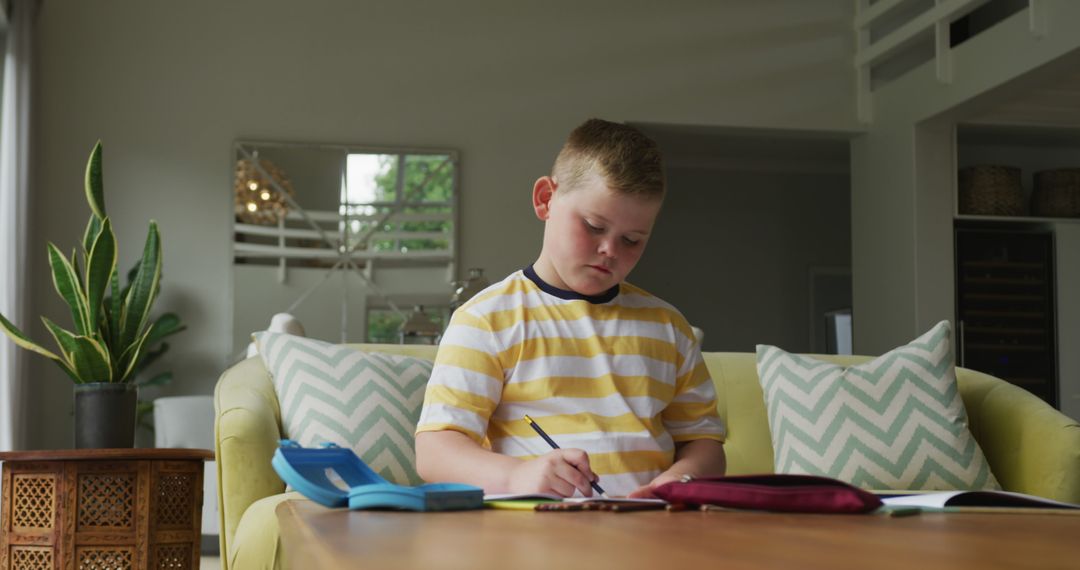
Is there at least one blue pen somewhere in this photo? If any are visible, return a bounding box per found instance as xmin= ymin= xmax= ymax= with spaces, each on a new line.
xmin=523 ymin=414 xmax=610 ymax=498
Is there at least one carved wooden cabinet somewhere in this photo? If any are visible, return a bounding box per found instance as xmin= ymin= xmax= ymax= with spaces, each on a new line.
xmin=0 ymin=449 xmax=213 ymax=570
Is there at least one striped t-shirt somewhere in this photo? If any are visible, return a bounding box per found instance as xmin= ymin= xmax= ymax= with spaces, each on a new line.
xmin=415 ymin=266 xmax=725 ymax=495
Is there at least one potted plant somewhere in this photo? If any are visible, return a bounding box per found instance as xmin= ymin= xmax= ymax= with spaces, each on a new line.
xmin=0 ymin=141 xmax=183 ymax=448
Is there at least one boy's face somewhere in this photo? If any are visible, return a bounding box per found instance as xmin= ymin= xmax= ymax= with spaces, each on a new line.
xmin=532 ymin=172 xmax=661 ymax=295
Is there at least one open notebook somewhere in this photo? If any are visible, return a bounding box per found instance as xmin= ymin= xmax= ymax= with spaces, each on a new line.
xmin=483 ymin=493 xmax=668 ymax=512
xmin=881 ymin=490 xmax=1080 ymax=512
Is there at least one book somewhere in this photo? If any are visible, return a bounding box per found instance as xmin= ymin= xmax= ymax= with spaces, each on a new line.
xmin=483 ymin=493 xmax=665 ymax=505
xmin=483 ymin=493 xmax=668 ymax=511
xmin=880 ymin=490 xmax=1080 ymax=512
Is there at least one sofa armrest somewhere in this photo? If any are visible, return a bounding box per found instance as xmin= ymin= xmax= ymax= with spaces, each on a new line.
xmin=214 ymin=356 xmax=286 ymax=569
xmin=958 ymin=368 xmax=1080 ymax=503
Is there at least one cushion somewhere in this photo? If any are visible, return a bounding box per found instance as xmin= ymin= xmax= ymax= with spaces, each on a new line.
xmin=755 ymin=321 xmax=999 ymax=490
xmin=254 ymin=332 xmax=433 ymax=485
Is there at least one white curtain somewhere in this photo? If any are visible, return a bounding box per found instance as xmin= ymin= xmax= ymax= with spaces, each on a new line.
xmin=0 ymin=0 xmax=36 ymax=451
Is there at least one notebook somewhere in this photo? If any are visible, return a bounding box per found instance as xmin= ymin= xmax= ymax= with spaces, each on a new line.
xmin=881 ymin=490 xmax=1080 ymax=512
xmin=483 ymin=493 xmax=668 ymax=512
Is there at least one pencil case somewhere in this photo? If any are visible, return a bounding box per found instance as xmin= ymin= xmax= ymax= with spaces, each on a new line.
xmin=652 ymin=474 xmax=882 ymax=514
xmin=271 ymin=440 xmax=484 ymax=511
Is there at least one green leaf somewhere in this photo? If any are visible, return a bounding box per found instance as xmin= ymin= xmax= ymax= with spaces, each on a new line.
xmin=136 ymin=400 xmax=155 ymax=432
xmin=135 ymin=370 xmax=172 ymax=388
xmin=71 ymin=337 xmax=112 ymax=383
xmin=70 ymin=247 xmax=82 ymax=293
xmin=42 ymin=317 xmax=111 ymax=383
xmin=120 ymin=222 xmax=161 ymax=350
xmin=145 ymin=312 xmax=185 ymax=347
xmin=86 ymin=218 xmax=117 ymax=333
xmin=135 ymin=342 xmax=168 ymax=373
xmin=118 ymin=326 xmax=154 ymax=383
xmin=110 ymin=269 xmax=123 ymax=350
xmin=82 ymin=215 xmax=102 ymax=256
xmin=85 ymin=140 xmax=106 ymax=218
xmin=47 ymin=243 xmax=92 ymax=336
xmin=0 ymin=312 xmax=64 ymax=362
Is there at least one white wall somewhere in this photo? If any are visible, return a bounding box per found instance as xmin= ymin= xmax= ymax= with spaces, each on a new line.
xmin=631 ymin=127 xmax=851 ymax=353
xmin=634 ymin=167 xmax=851 ymax=353
xmin=24 ymin=1 xmax=859 ymax=448
xmin=852 ymin=1 xmax=1080 ymax=354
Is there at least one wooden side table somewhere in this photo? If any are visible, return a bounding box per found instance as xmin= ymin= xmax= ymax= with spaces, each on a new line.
xmin=0 ymin=448 xmax=214 ymax=570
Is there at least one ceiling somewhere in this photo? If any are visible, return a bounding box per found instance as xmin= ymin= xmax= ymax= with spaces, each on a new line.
xmin=965 ymin=67 xmax=1080 ymax=130
xmin=634 ymin=123 xmax=852 ymax=175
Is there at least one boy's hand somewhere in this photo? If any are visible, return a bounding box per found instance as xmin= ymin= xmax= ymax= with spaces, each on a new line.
xmin=626 ymin=470 xmax=685 ymax=499
xmin=508 ymin=449 xmax=599 ymax=497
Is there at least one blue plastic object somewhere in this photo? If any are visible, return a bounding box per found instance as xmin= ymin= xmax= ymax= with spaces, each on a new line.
xmin=271 ymin=440 xmax=484 ymax=511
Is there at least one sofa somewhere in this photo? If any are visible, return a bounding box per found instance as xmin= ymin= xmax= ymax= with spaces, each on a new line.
xmin=214 ymin=344 xmax=1080 ymax=570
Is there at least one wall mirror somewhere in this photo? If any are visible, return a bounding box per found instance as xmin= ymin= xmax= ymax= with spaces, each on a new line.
xmin=230 ymin=141 xmax=459 ymax=356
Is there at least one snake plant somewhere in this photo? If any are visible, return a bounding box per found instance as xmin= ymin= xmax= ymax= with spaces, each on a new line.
xmin=0 ymin=141 xmax=183 ymax=383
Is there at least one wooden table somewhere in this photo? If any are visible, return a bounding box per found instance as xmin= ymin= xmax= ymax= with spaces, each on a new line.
xmin=277 ymin=498 xmax=1080 ymax=570
xmin=1 ymin=448 xmax=213 ymax=570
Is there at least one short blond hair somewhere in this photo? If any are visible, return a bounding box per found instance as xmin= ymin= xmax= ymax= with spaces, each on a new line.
xmin=552 ymin=118 xmax=665 ymax=199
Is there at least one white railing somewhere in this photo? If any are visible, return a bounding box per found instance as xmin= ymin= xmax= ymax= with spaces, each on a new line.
xmin=854 ymin=0 xmax=1046 ymax=122
xmin=233 ymin=209 xmax=454 ymax=263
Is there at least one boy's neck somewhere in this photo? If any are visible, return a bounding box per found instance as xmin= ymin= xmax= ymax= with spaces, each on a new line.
xmin=523 ymin=264 xmax=619 ymax=304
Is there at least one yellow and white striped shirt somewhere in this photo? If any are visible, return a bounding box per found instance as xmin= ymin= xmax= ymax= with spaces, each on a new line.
xmin=416 ymin=266 xmax=725 ymax=495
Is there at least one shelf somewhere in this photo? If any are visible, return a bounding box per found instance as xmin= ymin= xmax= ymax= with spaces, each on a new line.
xmin=961 ymin=260 xmax=1045 ymax=270
xmin=966 ymin=344 xmax=1047 ymax=352
xmin=962 ymin=277 xmax=1045 ymax=285
xmin=964 ymin=326 xmax=1045 ymax=336
xmin=956 ymin=214 xmax=1080 ymax=224
xmin=964 ymin=293 xmax=1045 ymax=302
xmin=963 ymin=310 xmax=1045 ymax=319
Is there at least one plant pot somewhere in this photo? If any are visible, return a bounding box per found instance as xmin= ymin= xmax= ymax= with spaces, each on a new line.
xmin=74 ymin=383 xmax=138 ymax=449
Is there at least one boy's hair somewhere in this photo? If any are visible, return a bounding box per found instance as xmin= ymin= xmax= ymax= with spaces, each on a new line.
xmin=552 ymin=118 xmax=665 ymax=199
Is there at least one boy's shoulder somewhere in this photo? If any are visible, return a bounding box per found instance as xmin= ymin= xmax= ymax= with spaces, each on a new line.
xmin=616 ymin=281 xmax=694 ymax=328
xmin=453 ymin=269 xmax=533 ymax=314
xmin=618 ymin=281 xmax=679 ymax=312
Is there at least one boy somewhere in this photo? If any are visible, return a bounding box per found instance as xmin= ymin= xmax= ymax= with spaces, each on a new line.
xmin=415 ymin=119 xmax=726 ymax=498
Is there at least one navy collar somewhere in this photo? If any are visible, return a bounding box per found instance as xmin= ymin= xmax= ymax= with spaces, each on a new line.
xmin=523 ymin=264 xmax=619 ymax=304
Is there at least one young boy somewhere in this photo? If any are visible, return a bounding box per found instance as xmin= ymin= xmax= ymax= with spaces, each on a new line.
xmin=415 ymin=119 xmax=726 ymax=498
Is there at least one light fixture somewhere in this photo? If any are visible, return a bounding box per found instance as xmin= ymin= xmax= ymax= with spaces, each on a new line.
xmin=234 ymin=158 xmax=295 ymax=225
xmin=450 ymin=268 xmax=490 ymax=311
xmin=398 ymin=305 xmax=441 ymax=345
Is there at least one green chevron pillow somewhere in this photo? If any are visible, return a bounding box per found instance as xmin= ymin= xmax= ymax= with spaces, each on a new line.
xmin=254 ymin=332 xmax=434 ymax=485
xmin=755 ymin=321 xmax=999 ymax=490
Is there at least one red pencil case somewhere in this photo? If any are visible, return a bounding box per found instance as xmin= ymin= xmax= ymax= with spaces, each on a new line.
xmin=652 ymin=474 xmax=882 ymax=514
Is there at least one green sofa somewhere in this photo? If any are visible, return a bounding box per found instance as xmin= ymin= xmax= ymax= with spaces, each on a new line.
xmin=214 ymin=344 xmax=1080 ymax=570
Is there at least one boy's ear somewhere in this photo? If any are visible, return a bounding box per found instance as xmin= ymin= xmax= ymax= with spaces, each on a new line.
xmin=532 ymin=176 xmax=557 ymax=221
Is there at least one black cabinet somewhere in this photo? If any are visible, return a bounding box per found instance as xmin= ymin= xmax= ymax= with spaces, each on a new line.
xmin=955 ymin=224 xmax=1057 ymax=406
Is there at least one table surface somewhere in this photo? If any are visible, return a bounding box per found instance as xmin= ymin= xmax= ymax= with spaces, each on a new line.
xmin=277 ymin=499 xmax=1080 ymax=570
xmin=0 ymin=448 xmax=214 ymax=461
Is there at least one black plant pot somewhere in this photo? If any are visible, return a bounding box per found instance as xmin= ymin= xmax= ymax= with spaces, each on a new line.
xmin=74 ymin=383 xmax=138 ymax=449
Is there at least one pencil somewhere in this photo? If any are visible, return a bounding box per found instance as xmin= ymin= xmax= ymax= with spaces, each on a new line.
xmin=523 ymin=414 xmax=610 ymax=499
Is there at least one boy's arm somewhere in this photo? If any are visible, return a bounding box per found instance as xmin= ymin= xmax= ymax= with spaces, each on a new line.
xmin=627 ymin=439 xmax=726 ymax=498
xmin=415 ymin=430 xmax=601 ymax=497
xmin=668 ymin=438 xmax=727 ymax=480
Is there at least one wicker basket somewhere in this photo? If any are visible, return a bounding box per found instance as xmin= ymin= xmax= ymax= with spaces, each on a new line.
xmin=958 ymin=165 xmax=1025 ymax=216
xmin=1031 ymin=169 xmax=1080 ymax=218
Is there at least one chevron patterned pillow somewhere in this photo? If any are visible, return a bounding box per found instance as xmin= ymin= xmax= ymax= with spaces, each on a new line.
xmin=755 ymin=321 xmax=999 ymax=490
xmin=255 ymin=332 xmax=434 ymax=485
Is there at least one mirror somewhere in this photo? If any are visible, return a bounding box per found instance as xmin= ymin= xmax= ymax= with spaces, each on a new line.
xmin=230 ymin=141 xmax=459 ymax=355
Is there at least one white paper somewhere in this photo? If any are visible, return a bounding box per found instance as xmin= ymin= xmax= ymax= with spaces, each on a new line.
xmin=882 ymin=490 xmax=1080 ymax=510
xmin=483 ymin=493 xmax=666 ymax=504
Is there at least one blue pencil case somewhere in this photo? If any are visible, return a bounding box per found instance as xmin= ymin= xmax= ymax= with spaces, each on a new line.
xmin=271 ymin=440 xmax=484 ymax=511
